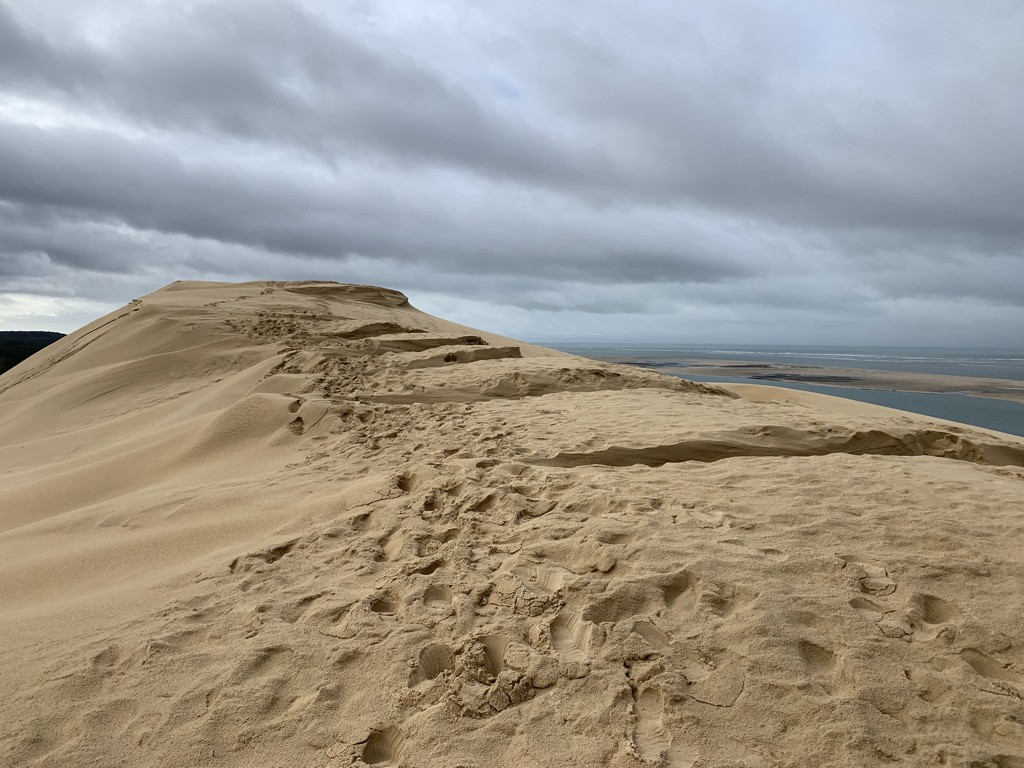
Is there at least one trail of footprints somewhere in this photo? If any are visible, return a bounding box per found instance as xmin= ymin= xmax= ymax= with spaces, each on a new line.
xmin=138 ymin=436 xmax=1024 ymax=766
xmin=840 ymin=554 xmax=962 ymax=642
xmin=26 ymin=454 xmax=1024 ymax=766
xmin=228 ymin=460 xmax=1000 ymax=766
xmin=204 ymin=465 xmax=786 ymax=766
xmin=840 ymin=552 xmax=1024 ymax=708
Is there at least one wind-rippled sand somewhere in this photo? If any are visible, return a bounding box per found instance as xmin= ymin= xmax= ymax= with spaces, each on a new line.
xmin=1 ymin=281 xmax=1023 ymax=767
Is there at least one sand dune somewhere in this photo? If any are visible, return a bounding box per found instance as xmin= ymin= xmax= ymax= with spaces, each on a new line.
xmin=1 ymin=280 xmax=1023 ymax=767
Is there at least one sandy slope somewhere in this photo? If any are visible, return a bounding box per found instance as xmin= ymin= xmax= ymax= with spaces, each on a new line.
xmin=1 ymin=280 xmax=1023 ymax=768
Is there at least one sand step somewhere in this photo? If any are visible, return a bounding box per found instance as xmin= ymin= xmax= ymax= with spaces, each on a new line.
xmin=528 ymin=425 xmax=1024 ymax=468
xmin=400 ymin=345 xmax=522 ymax=370
xmin=331 ymin=322 xmax=427 ymax=340
xmin=369 ymin=334 xmax=488 ymax=354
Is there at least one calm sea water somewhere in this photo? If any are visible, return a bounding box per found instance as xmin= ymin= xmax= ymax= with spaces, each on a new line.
xmin=546 ymin=343 xmax=1024 ymax=438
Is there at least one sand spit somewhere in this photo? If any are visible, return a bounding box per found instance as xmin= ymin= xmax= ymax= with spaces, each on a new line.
xmin=617 ymin=358 xmax=1024 ymax=406
xmin=1 ymin=280 xmax=1023 ymax=767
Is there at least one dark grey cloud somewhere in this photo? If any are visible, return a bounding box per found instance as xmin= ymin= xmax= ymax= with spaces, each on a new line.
xmin=0 ymin=1 xmax=607 ymax=188
xmin=0 ymin=120 xmax=747 ymax=289
xmin=521 ymin=6 xmax=1024 ymax=237
xmin=6 ymin=0 xmax=1021 ymax=239
xmin=1 ymin=0 xmax=1023 ymax=345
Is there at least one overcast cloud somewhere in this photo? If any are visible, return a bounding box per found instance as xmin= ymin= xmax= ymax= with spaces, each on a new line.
xmin=1 ymin=0 xmax=1022 ymax=344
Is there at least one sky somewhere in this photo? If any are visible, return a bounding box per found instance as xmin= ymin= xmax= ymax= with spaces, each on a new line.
xmin=1 ymin=0 xmax=1022 ymax=345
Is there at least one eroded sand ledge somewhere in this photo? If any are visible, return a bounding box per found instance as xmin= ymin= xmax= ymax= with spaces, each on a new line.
xmin=1 ymin=281 xmax=1023 ymax=767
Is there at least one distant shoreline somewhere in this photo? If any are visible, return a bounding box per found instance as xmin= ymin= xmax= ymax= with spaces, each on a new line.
xmin=601 ymin=356 xmax=1024 ymax=405
xmin=546 ymin=348 xmax=1024 ymax=437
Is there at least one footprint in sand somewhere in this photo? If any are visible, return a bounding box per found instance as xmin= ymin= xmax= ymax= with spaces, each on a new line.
xmin=396 ymin=472 xmax=418 ymax=493
xmin=550 ymin=609 xmax=600 ymax=657
xmin=369 ymin=594 xmax=398 ymax=615
xmin=629 ymin=621 xmax=746 ymax=709
xmin=687 ymin=508 xmax=730 ymax=529
xmin=721 ymin=539 xmax=788 ymax=562
xmin=423 ymin=584 xmax=452 ymax=608
xmin=477 ymin=634 xmax=508 ymax=678
xmin=794 ymin=639 xmax=848 ymax=695
xmin=798 ymin=640 xmax=837 ymax=674
xmin=838 ymin=554 xmax=897 ymax=596
xmin=408 ymin=643 xmax=454 ymax=686
xmin=349 ymin=511 xmax=372 ymax=531
xmin=960 ymin=648 xmax=1024 ymax=698
xmin=413 ymin=559 xmax=443 ymax=576
xmin=510 ymin=563 xmax=571 ymax=595
xmin=631 ymin=620 xmax=674 ymax=653
xmin=436 ymin=526 xmax=460 ymax=544
xmin=229 ymin=539 xmax=298 ymax=573
xmin=850 ymin=593 xmax=960 ymax=642
xmin=906 ymin=593 xmax=961 ymax=640
xmin=361 ymin=725 xmax=406 ymax=765
xmin=849 ymin=596 xmax=887 ymax=620
xmin=632 ymin=686 xmax=673 ymax=765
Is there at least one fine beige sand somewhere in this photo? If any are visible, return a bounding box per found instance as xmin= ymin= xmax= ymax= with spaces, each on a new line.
xmin=1 ymin=280 xmax=1023 ymax=767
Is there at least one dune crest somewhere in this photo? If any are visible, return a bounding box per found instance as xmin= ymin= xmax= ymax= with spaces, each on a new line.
xmin=1 ymin=280 xmax=1023 ymax=767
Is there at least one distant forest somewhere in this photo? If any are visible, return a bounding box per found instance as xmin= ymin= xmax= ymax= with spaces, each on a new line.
xmin=0 ymin=331 xmax=65 ymax=375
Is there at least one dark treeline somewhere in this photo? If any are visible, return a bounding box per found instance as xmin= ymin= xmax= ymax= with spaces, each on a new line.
xmin=0 ymin=331 xmax=65 ymax=375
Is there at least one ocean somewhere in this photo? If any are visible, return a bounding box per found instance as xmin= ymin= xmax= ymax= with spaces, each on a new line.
xmin=546 ymin=344 xmax=1024 ymax=438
